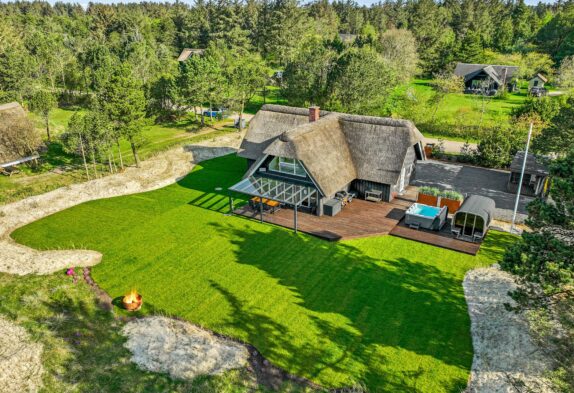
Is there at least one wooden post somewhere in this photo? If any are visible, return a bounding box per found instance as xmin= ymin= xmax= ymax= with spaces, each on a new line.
xmin=294 ymin=204 xmax=298 ymax=233
xmin=260 ymin=200 xmax=264 ymax=223
xmin=228 ymin=196 xmax=234 ymax=215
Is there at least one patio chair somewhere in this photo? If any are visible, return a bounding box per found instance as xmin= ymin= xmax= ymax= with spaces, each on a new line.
xmin=451 ymin=227 xmax=461 ymax=238
xmin=473 ymin=232 xmax=484 ymax=242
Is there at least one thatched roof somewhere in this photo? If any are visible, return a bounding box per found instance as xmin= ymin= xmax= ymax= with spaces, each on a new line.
xmin=177 ymin=48 xmax=204 ymax=61
xmin=454 ymin=63 xmax=519 ymax=82
xmin=239 ymin=105 xmax=424 ymax=196
xmin=238 ymin=106 xmax=323 ymax=160
xmin=264 ymin=113 xmax=356 ymax=196
xmin=510 ymin=151 xmax=549 ymax=176
xmin=0 ymin=102 xmax=31 ymax=164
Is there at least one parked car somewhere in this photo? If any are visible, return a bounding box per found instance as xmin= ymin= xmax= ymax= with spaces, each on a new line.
xmin=529 ymin=87 xmax=548 ymax=97
xmin=203 ymin=107 xmax=227 ymax=119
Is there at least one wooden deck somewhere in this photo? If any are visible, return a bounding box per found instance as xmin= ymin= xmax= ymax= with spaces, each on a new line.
xmin=233 ymin=185 xmax=483 ymax=255
xmin=389 ymin=219 xmax=481 ymax=255
xmin=235 ymin=198 xmax=410 ymax=241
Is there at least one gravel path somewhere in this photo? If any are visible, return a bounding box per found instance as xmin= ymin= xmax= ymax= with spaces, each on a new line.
xmin=122 ymin=317 xmax=249 ymax=380
xmin=0 ymin=133 xmax=242 ymax=275
xmin=0 ymin=316 xmax=43 ymax=393
xmin=464 ymin=266 xmax=555 ymax=392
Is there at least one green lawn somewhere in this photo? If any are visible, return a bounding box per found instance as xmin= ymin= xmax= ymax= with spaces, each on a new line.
xmin=11 ymin=154 xmax=516 ymax=392
xmin=409 ymin=79 xmax=529 ymax=140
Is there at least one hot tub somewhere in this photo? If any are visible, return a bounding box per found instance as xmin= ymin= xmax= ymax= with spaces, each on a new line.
xmin=405 ymin=203 xmax=447 ymax=230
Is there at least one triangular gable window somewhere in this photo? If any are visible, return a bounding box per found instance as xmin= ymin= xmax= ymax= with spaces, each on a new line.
xmin=268 ymin=156 xmax=307 ymax=177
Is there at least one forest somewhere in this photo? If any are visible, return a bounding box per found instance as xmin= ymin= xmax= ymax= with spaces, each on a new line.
xmin=1 ymin=0 xmax=574 ymax=192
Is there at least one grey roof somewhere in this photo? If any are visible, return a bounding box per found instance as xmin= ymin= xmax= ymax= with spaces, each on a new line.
xmin=510 ymin=151 xmax=549 ymax=176
xmin=454 ymin=63 xmax=519 ymax=83
xmin=531 ymin=73 xmax=548 ymax=83
xmin=239 ymin=105 xmax=424 ymax=197
xmin=454 ymin=195 xmax=496 ymax=227
xmin=338 ymin=33 xmax=357 ymax=43
xmin=177 ymin=48 xmax=205 ymax=61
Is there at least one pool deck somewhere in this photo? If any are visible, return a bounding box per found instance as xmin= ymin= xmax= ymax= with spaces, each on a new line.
xmin=389 ymin=219 xmax=481 ymax=255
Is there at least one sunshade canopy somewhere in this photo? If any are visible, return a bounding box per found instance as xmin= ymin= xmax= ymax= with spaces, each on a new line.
xmin=229 ymin=176 xmax=317 ymax=205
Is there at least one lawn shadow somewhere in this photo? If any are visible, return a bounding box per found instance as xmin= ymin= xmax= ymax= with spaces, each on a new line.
xmin=208 ymin=221 xmax=473 ymax=391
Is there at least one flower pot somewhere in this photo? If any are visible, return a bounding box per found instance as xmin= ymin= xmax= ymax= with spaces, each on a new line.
xmin=417 ymin=193 xmax=438 ymax=206
xmin=440 ymin=197 xmax=462 ymax=214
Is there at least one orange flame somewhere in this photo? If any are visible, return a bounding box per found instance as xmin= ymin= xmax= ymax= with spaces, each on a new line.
xmin=124 ymin=289 xmax=139 ymax=304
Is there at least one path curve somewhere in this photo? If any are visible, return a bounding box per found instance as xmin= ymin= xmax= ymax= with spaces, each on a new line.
xmin=0 ymin=133 xmax=242 ymax=275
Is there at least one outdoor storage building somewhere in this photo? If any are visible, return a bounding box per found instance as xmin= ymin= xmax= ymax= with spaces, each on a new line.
xmin=452 ymin=195 xmax=495 ymax=238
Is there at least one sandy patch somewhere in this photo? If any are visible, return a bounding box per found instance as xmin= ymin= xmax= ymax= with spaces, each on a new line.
xmin=464 ymin=266 xmax=555 ymax=392
xmin=0 ymin=316 xmax=43 ymax=393
xmin=0 ymin=133 xmax=242 ymax=276
xmin=122 ymin=316 xmax=248 ymax=380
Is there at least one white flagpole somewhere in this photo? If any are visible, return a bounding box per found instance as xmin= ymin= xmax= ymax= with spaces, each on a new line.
xmin=511 ymin=122 xmax=533 ymax=233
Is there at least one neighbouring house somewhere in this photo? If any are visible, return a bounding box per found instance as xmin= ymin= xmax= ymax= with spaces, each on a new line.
xmin=528 ymin=73 xmax=548 ymax=96
xmin=177 ymin=48 xmax=205 ymax=61
xmin=0 ymin=102 xmax=40 ymax=175
xmin=338 ymin=33 xmax=357 ymax=44
xmin=507 ymin=151 xmax=549 ymax=197
xmin=454 ymin=63 xmax=519 ymax=95
xmin=231 ymin=105 xmax=425 ymax=216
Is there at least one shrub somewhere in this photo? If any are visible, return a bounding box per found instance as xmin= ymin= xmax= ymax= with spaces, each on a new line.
xmin=418 ymin=186 xmax=440 ymax=196
xmin=476 ymin=126 xmax=523 ymax=168
xmin=440 ymin=190 xmax=463 ymax=201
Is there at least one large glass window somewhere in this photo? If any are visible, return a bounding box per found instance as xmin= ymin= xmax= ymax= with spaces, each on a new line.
xmin=269 ymin=157 xmax=307 ymax=177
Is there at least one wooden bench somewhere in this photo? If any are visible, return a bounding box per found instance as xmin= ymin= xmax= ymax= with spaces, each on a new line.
xmin=365 ymin=190 xmax=383 ymax=202
xmin=0 ymin=166 xmax=21 ymax=177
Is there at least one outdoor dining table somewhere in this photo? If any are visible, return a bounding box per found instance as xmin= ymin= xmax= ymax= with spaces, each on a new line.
xmin=251 ymin=197 xmax=281 ymax=213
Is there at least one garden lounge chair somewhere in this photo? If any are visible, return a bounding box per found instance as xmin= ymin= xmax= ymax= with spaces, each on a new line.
xmin=451 ymin=227 xmax=461 ymax=239
xmin=473 ymin=231 xmax=484 ymax=242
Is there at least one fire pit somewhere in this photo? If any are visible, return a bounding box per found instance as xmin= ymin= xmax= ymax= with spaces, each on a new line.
xmin=122 ymin=289 xmax=143 ymax=311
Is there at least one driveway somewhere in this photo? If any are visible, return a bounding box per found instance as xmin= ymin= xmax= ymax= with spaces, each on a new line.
xmin=423 ymin=137 xmax=477 ymax=154
xmin=413 ymin=160 xmax=533 ymax=222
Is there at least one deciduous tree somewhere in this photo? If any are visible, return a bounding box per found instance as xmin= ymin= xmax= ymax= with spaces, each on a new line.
xmin=29 ymin=90 xmax=57 ymax=142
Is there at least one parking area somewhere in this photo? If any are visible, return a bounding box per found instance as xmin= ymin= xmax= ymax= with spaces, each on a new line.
xmin=413 ymin=160 xmax=533 ymax=222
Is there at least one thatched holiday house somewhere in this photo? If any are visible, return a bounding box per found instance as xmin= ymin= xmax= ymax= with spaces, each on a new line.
xmin=230 ymin=105 xmax=425 ymax=218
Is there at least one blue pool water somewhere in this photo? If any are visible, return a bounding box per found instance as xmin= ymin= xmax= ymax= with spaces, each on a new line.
xmin=409 ymin=203 xmax=441 ymax=217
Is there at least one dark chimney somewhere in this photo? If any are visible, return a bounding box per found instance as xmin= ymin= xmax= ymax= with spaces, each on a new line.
xmin=309 ymin=106 xmax=320 ymax=122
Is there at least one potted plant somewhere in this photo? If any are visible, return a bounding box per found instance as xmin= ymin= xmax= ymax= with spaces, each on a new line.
xmin=417 ymin=186 xmax=440 ymax=206
xmin=439 ymin=190 xmax=464 ymax=213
